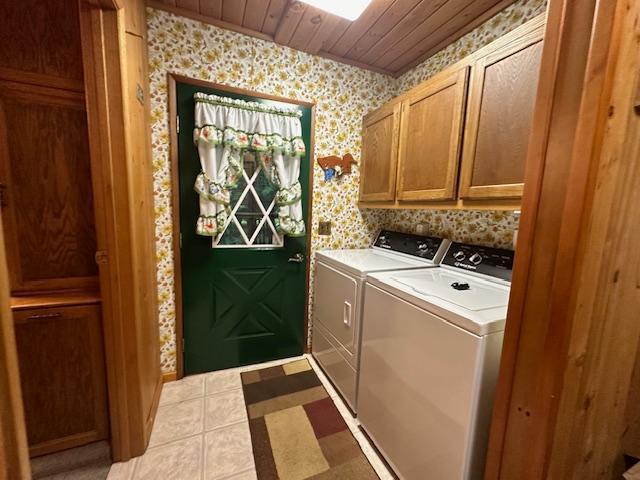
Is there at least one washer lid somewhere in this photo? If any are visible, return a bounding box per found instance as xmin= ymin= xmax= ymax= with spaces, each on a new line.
xmin=367 ymin=268 xmax=510 ymax=335
xmin=392 ymin=269 xmax=508 ymax=311
xmin=316 ymin=248 xmax=434 ymax=276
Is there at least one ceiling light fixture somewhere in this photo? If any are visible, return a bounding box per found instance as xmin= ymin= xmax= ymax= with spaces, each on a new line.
xmin=299 ymin=0 xmax=373 ymax=21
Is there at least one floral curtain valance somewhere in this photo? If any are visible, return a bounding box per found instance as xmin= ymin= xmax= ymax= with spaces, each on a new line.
xmin=192 ymin=93 xmax=306 ymax=241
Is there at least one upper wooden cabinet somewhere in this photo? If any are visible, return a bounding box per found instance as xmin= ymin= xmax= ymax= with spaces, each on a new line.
xmin=459 ymin=32 xmax=544 ymax=200
xmin=397 ymin=67 xmax=469 ymax=202
xmin=358 ymin=14 xmax=545 ymax=209
xmin=359 ymin=102 xmax=401 ymax=202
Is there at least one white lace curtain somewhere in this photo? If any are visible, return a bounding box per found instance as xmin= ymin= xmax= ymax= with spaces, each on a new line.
xmin=192 ymin=93 xmax=306 ymax=241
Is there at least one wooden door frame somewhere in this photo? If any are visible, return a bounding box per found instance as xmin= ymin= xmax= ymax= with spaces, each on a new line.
xmin=79 ymin=0 xmax=163 ymax=461
xmin=0 ymin=215 xmax=30 ymax=479
xmin=485 ymin=0 xmax=639 ymax=477
xmin=167 ymin=74 xmax=316 ymax=380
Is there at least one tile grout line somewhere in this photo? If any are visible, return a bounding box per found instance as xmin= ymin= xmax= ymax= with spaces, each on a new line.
xmin=201 ymin=395 xmax=206 ymax=480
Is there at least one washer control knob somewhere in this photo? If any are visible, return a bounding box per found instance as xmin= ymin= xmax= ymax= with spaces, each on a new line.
xmin=469 ymin=253 xmax=483 ymax=265
xmin=453 ymin=250 xmax=466 ymax=261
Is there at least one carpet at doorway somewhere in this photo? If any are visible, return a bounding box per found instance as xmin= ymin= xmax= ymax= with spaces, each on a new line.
xmin=241 ymin=359 xmax=378 ymax=479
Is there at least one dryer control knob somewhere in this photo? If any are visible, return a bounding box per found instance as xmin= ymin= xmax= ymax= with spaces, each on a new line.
xmin=453 ymin=250 xmax=466 ymax=261
xmin=470 ymin=253 xmax=483 ymax=265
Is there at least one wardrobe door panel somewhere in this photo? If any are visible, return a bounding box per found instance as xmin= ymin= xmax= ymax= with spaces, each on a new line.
xmin=0 ymin=0 xmax=84 ymax=90
xmin=0 ymin=84 xmax=97 ymax=293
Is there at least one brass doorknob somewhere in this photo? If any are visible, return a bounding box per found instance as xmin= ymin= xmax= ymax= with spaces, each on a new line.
xmin=288 ymin=253 xmax=305 ymax=263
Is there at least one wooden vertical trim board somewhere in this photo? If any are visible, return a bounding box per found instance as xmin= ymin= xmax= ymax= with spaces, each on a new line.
xmin=80 ymin=0 xmax=163 ymax=461
xmin=546 ymin=0 xmax=640 ymax=476
xmin=0 ymin=217 xmax=30 ymax=479
xmin=485 ymin=0 xmax=637 ymax=477
xmin=167 ymin=74 xmax=316 ymax=377
xmin=79 ymin=2 xmax=130 ymax=460
xmin=303 ymin=102 xmax=316 ymax=354
xmin=167 ymin=74 xmax=184 ymax=379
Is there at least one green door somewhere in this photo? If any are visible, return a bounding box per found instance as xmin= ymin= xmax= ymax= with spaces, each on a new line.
xmin=176 ymin=82 xmax=310 ymax=375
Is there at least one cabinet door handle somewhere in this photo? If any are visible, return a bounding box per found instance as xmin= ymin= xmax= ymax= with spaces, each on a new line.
xmin=27 ymin=313 xmax=62 ymax=320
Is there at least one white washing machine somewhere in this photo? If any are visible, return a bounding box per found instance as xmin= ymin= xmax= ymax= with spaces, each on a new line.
xmin=311 ymin=230 xmax=450 ymax=412
xmin=358 ymin=242 xmax=515 ymax=480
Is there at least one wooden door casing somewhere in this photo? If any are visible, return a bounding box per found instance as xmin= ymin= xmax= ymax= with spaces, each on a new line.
xmin=0 ymin=217 xmax=31 ymax=479
xmin=396 ymin=67 xmax=469 ymax=202
xmin=359 ymin=101 xmax=401 ymax=202
xmin=459 ymin=32 xmax=544 ymax=200
xmin=13 ymin=304 xmax=109 ymax=457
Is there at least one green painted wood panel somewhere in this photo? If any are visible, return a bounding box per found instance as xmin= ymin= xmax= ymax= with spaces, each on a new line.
xmin=176 ymin=82 xmax=310 ymax=374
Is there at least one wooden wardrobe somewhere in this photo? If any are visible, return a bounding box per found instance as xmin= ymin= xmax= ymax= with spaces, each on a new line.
xmin=0 ymin=0 xmax=162 ymax=462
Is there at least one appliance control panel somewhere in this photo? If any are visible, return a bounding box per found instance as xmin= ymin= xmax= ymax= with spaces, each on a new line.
xmin=373 ymin=230 xmax=449 ymax=263
xmin=442 ymin=242 xmax=515 ymax=281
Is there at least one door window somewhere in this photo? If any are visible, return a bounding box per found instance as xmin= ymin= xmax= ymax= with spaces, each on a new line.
xmin=216 ymin=153 xmax=283 ymax=248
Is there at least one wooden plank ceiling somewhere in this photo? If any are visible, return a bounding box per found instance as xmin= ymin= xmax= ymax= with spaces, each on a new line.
xmin=147 ymin=0 xmax=518 ymax=77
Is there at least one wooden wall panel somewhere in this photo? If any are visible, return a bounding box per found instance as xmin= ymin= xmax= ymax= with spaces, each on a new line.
xmin=624 ymin=347 xmax=640 ymax=459
xmin=348 ymin=0 xmax=447 ymax=65
xmin=242 ymin=0 xmax=270 ymax=31
xmin=0 ymin=84 xmax=97 ymax=293
xmin=344 ymin=0 xmax=423 ymax=60
xmin=14 ymin=305 xmax=108 ymax=457
xmin=485 ymin=0 xmax=636 ymax=477
xmin=199 ymin=0 xmax=223 ymax=19
xmin=222 ymin=0 xmax=246 ymax=25
xmin=0 ymin=0 xmax=84 ymax=87
xmin=261 ymin=0 xmax=288 ymax=36
xmin=274 ymin=1 xmax=307 ymax=45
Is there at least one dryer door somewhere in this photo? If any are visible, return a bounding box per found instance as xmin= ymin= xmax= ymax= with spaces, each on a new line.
xmin=312 ymin=261 xmax=360 ymax=366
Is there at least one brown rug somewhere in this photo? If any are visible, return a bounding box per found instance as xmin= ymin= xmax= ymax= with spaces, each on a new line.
xmin=241 ymin=359 xmax=379 ymax=480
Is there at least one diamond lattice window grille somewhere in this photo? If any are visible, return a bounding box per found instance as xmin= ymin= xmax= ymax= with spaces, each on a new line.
xmin=214 ymin=156 xmax=283 ymax=248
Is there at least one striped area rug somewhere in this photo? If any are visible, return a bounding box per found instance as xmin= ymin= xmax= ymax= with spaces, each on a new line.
xmin=241 ymin=359 xmax=379 ymax=479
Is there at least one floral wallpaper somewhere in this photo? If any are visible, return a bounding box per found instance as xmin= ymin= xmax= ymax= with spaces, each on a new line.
xmin=147 ymin=8 xmax=394 ymax=373
xmin=148 ymin=0 xmax=546 ymax=373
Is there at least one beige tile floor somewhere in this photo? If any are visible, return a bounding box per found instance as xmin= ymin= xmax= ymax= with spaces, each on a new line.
xmin=107 ymin=354 xmax=393 ymax=480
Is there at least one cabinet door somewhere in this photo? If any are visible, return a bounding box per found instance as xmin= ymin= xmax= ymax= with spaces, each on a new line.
xmin=397 ymin=67 xmax=469 ymax=201
xmin=359 ymin=102 xmax=401 ymax=202
xmin=13 ymin=304 xmax=108 ymax=457
xmin=459 ymin=33 xmax=544 ymax=199
xmin=0 ymin=83 xmax=98 ymax=294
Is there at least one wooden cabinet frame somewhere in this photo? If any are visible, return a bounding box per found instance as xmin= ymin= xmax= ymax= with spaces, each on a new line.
xmin=459 ymin=30 xmax=544 ymax=200
xmin=359 ymin=101 xmax=401 ymax=202
xmin=396 ymin=67 xmax=469 ymax=202
xmin=358 ymin=14 xmax=546 ymax=210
